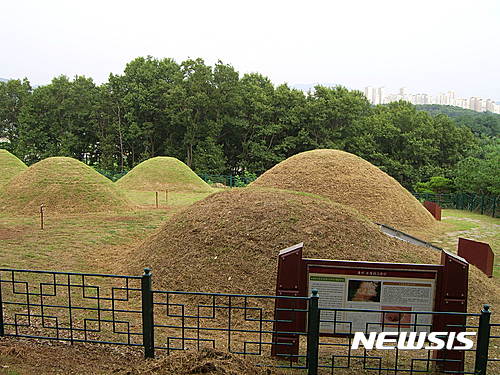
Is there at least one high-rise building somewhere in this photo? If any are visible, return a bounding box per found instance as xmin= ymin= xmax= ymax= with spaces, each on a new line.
xmin=485 ymin=99 xmax=495 ymax=112
xmin=361 ymin=86 xmax=497 ymax=113
xmin=377 ymin=87 xmax=385 ymax=104
xmin=364 ymin=86 xmax=374 ymax=104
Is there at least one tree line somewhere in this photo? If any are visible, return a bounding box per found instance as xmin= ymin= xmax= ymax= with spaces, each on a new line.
xmin=0 ymin=56 xmax=498 ymax=194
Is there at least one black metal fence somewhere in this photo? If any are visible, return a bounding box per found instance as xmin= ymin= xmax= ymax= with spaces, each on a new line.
xmin=151 ymin=289 xmax=309 ymax=370
xmin=413 ymin=193 xmax=498 ymax=218
xmin=1 ymin=267 xmax=498 ymax=374
xmin=0 ymin=268 xmax=143 ymax=347
xmin=314 ymin=305 xmax=497 ymax=374
xmin=198 ymin=174 xmax=256 ymax=187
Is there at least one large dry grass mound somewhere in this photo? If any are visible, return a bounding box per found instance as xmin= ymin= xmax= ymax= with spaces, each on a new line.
xmin=116 ymin=157 xmax=211 ymax=192
xmin=134 ymin=188 xmax=441 ymax=294
xmin=251 ymin=149 xmax=436 ymax=233
xmin=133 ymin=188 xmax=499 ymax=312
xmin=0 ymin=157 xmax=134 ymax=215
xmin=0 ymin=149 xmax=27 ymax=190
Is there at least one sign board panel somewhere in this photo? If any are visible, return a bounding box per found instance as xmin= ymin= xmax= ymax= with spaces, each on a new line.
xmin=307 ymin=266 xmax=437 ymax=334
xmin=273 ymin=243 xmax=469 ymax=372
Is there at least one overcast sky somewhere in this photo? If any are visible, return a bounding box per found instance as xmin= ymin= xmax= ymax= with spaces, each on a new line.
xmin=1 ymin=0 xmax=499 ymax=99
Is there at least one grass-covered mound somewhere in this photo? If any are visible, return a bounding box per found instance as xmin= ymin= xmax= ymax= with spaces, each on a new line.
xmin=251 ymin=149 xmax=436 ymax=232
xmin=0 ymin=149 xmax=27 ymax=190
xmin=0 ymin=157 xmax=134 ymax=215
xmin=116 ymin=157 xmax=212 ymax=192
xmin=133 ymin=188 xmax=499 ymax=312
xmin=133 ymin=188 xmax=439 ymax=294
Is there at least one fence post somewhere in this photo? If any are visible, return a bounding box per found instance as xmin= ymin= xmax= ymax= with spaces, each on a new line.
xmin=0 ymin=276 xmax=4 ymax=337
xmin=141 ymin=268 xmax=154 ymax=358
xmin=307 ymin=289 xmax=320 ymax=375
xmin=480 ymin=195 xmax=485 ymax=215
xmin=492 ymin=197 xmax=496 ymax=218
xmin=474 ymin=304 xmax=491 ymax=375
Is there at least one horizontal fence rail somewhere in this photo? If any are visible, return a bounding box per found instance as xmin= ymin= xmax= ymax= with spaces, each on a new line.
xmin=1 ymin=268 xmax=499 ymax=374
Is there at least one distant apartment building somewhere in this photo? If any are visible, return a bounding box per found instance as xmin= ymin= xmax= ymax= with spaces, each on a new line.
xmin=363 ymin=86 xmax=500 ymax=114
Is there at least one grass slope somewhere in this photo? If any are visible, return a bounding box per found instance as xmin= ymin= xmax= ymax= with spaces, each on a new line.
xmin=0 ymin=149 xmax=27 ymax=190
xmin=0 ymin=157 xmax=133 ymax=215
xmin=251 ymin=149 xmax=436 ymax=233
xmin=116 ymin=157 xmax=212 ymax=192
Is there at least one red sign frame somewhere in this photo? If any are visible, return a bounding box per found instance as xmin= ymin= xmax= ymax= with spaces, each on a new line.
xmin=272 ymin=243 xmax=469 ymax=372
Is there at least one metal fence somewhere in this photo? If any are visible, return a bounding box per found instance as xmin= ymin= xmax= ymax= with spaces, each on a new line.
xmin=0 ymin=268 xmax=143 ymax=346
xmin=413 ymin=193 xmax=498 ymax=218
xmin=314 ymin=304 xmax=497 ymax=374
xmin=150 ymin=289 xmax=309 ymax=370
xmin=1 ymin=267 xmax=499 ymax=374
xmin=198 ymin=174 xmax=256 ymax=187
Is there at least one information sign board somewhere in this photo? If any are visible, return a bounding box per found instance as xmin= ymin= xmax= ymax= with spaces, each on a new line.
xmin=307 ymin=266 xmax=436 ymax=334
xmin=272 ymin=243 xmax=469 ymax=372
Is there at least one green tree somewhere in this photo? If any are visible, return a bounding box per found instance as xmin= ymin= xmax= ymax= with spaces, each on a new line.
xmin=15 ymin=75 xmax=100 ymax=164
xmin=455 ymin=141 xmax=500 ymax=194
xmin=343 ymin=101 xmax=476 ymax=188
xmin=0 ymin=78 xmax=32 ymax=148
xmin=414 ymin=176 xmax=455 ymax=194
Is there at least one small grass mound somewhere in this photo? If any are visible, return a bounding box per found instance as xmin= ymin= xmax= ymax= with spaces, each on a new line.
xmin=121 ymin=347 xmax=285 ymax=375
xmin=251 ymin=149 xmax=436 ymax=233
xmin=133 ymin=188 xmax=441 ymax=296
xmin=0 ymin=157 xmax=134 ymax=215
xmin=0 ymin=149 xmax=27 ymax=190
xmin=116 ymin=157 xmax=212 ymax=192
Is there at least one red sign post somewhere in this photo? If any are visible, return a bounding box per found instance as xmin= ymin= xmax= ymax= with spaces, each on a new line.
xmin=423 ymin=200 xmax=442 ymax=220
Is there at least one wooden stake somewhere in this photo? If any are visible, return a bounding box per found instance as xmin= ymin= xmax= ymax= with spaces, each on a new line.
xmin=40 ymin=204 xmax=45 ymax=230
xmin=155 ymin=192 xmax=159 ymax=208
xmin=165 ymin=190 xmax=168 ymax=204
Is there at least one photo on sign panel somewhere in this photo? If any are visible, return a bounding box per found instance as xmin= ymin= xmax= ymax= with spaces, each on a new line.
xmin=347 ymin=280 xmax=381 ymax=302
xmin=381 ymin=305 xmax=412 ymax=328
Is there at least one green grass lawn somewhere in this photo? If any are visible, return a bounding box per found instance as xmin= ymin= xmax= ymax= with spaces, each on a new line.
xmin=433 ymin=209 xmax=499 ymax=277
xmin=0 ymin=190 xmax=216 ymax=274
xmin=123 ymin=189 xmax=216 ymax=208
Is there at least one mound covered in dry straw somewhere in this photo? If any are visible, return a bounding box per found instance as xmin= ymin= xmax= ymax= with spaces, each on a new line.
xmin=116 ymin=156 xmax=212 ymax=192
xmin=0 ymin=157 xmax=134 ymax=215
xmin=133 ymin=188 xmax=499 ymax=312
xmin=121 ymin=347 xmax=285 ymax=375
xmin=134 ymin=189 xmax=438 ymax=293
xmin=251 ymin=149 xmax=436 ymax=233
xmin=0 ymin=149 xmax=27 ymax=190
